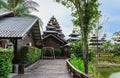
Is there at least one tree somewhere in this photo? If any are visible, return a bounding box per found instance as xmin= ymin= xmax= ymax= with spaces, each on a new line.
xmin=55 ymin=0 xmax=101 ymax=74
xmin=112 ymin=31 xmax=120 ymax=42
xmin=0 ymin=0 xmax=39 ymax=16
xmin=70 ymin=40 xmax=83 ymax=57
xmin=100 ymin=41 xmax=112 ymax=53
xmin=0 ymin=0 xmax=7 ymax=9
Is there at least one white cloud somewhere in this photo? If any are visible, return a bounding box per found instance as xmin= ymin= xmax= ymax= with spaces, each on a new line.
xmin=31 ymin=0 xmax=120 ymax=40
xmin=31 ymin=0 xmax=73 ymax=37
xmin=98 ymin=0 xmax=120 ymax=40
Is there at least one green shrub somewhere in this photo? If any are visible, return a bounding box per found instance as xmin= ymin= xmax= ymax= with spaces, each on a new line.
xmin=44 ymin=48 xmax=61 ymax=56
xmin=70 ymin=54 xmax=104 ymax=78
xmin=70 ymin=54 xmax=84 ymax=72
xmin=18 ymin=46 xmax=41 ymax=64
xmin=54 ymin=48 xmax=61 ymax=56
xmin=44 ymin=49 xmax=52 ymax=56
xmin=113 ymin=56 xmax=120 ymax=64
xmin=0 ymin=48 xmax=13 ymax=78
xmin=70 ymin=40 xmax=83 ymax=57
xmin=99 ymin=56 xmax=120 ymax=64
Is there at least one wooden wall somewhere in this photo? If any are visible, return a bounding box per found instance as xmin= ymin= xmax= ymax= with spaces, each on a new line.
xmin=43 ymin=36 xmax=62 ymax=48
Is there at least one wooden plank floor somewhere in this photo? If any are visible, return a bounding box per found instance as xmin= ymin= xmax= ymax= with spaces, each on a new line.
xmin=13 ymin=59 xmax=72 ymax=78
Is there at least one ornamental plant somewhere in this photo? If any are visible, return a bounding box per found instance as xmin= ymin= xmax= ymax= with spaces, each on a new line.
xmin=18 ymin=46 xmax=41 ymax=65
xmin=0 ymin=48 xmax=13 ymax=78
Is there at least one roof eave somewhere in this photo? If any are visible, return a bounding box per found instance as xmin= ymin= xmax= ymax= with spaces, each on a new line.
xmin=0 ymin=37 xmax=22 ymax=39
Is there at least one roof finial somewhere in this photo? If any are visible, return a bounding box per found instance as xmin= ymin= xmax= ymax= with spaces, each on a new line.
xmin=73 ymin=28 xmax=75 ymax=33
xmin=52 ymin=14 xmax=55 ymax=18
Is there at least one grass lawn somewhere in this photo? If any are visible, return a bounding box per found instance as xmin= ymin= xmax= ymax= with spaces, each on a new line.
xmin=98 ymin=67 xmax=120 ymax=78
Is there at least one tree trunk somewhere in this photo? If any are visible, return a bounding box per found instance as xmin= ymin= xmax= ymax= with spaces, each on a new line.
xmin=81 ymin=27 xmax=89 ymax=74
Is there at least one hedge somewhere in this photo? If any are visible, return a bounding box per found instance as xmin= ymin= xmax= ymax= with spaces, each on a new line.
xmin=18 ymin=46 xmax=41 ymax=64
xmin=45 ymin=48 xmax=61 ymax=56
xmin=0 ymin=48 xmax=13 ymax=78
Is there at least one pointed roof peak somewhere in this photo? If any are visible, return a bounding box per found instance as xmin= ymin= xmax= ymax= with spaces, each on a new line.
xmin=47 ymin=15 xmax=59 ymax=26
xmin=72 ymin=29 xmax=75 ymax=33
xmin=52 ymin=15 xmax=55 ymax=18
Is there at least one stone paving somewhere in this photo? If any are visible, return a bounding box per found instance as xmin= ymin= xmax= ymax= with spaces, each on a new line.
xmin=13 ymin=59 xmax=72 ymax=78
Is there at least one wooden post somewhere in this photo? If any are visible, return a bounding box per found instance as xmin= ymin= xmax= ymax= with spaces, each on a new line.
xmin=18 ymin=64 xmax=25 ymax=74
xmin=73 ymin=69 xmax=76 ymax=78
xmin=12 ymin=39 xmax=18 ymax=73
xmin=13 ymin=39 xmax=18 ymax=64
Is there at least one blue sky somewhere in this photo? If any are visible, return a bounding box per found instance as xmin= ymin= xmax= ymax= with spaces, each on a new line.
xmin=32 ymin=0 xmax=120 ymax=40
xmin=99 ymin=0 xmax=120 ymax=39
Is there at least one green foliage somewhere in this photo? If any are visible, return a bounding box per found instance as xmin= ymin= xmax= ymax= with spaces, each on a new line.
xmin=89 ymin=65 xmax=104 ymax=78
xmin=69 ymin=54 xmax=103 ymax=78
xmin=113 ymin=56 xmax=120 ymax=64
xmin=98 ymin=67 xmax=120 ymax=78
xmin=55 ymin=0 xmax=101 ymax=73
xmin=0 ymin=48 xmax=13 ymax=78
xmin=0 ymin=0 xmax=7 ymax=9
xmin=54 ymin=48 xmax=61 ymax=56
xmin=112 ymin=43 xmax=120 ymax=56
xmin=0 ymin=0 xmax=39 ymax=16
xmin=70 ymin=54 xmax=84 ymax=72
xmin=45 ymin=48 xmax=61 ymax=56
xmin=100 ymin=41 xmax=113 ymax=53
xmin=70 ymin=40 xmax=82 ymax=57
xmin=112 ymin=31 xmax=120 ymax=41
xmin=18 ymin=46 xmax=41 ymax=64
xmin=99 ymin=56 xmax=120 ymax=64
xmin=88 ymin=47 xmax=96 ymax=61
xmin=100 ymin=41 xmax=120 ymax=57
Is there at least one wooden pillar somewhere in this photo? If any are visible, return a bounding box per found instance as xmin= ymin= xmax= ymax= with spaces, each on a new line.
xmin=13 ymin=39 xmax=18 ymax=64
xmin=12 ymin=39 xmax=18 ymax=73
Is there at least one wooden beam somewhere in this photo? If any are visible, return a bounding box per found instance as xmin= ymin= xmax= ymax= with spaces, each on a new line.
xmin=12 ymin=39 xmax=18 ymax=64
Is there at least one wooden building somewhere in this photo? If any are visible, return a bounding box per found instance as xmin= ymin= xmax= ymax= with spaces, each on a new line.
xmin=68 ymin=30 xmax=80 ymax=41
xmin=42 ymin=16 xmax=67 ymax=48
xmin=89 ymin=34 xmax=106 ymax=48
xmin=42 ymin=16 xmax=67 ymax=57
xmin=0 ymin=11 xmax=42 ymax=64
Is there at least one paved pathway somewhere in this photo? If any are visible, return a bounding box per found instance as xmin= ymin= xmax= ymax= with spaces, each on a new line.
xmin=13 ymin=59 xmax=72 ymax=78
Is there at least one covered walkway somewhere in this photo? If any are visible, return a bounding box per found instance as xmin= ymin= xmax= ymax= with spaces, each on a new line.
xmin=13 ymin=59 xmax=72 ymax=78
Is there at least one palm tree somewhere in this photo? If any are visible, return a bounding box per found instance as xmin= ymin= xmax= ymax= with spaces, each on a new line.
xmin=0 ymin=0 xmax=39 ymax=16
xmin=0 ymin=0 xmax=7 ymax=9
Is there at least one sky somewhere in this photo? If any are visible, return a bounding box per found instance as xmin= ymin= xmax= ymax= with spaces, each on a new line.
xmin=99 ymin=0 xmax=120 ymax=40
xmin=31 ymin=0 xmax=120 ymax=40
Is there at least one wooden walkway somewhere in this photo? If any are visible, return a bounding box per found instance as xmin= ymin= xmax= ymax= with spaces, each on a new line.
xmin=13 ymin=59 xmax=72 ymax=78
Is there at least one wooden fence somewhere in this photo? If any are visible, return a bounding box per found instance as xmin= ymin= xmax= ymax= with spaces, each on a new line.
xmin=66 ymin=59 xmax=92 ymax=78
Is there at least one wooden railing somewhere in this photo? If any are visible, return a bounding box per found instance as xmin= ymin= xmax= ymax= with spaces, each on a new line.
xmin=66 ymin=59 xmax=92 ymax=78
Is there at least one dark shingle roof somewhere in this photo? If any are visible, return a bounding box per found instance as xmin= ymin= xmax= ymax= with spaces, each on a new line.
xmin=0 ymin=17 xmax=38 ymax=39
xmin=0 ymin=11 xmax=13 ymax=17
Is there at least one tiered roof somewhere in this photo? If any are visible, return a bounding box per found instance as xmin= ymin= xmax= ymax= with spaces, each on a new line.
xmin=89 ymin=34 xmax=106 ymax=47
xmin=42 ymin=16 xmax=67 ymax=47
xmin=43 ymin=16 xmax=64 ymax=38
xmin=114 ymin=36 xmax=120 ymax=44
xmin=68 ymin=30 xmax=79 ymax=41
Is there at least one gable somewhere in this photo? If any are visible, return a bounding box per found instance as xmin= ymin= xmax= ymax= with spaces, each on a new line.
xmin=43 ymin=36 xmax=62 ymax=44
xmin=43 ymin=34 xmax=67 ymax=44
